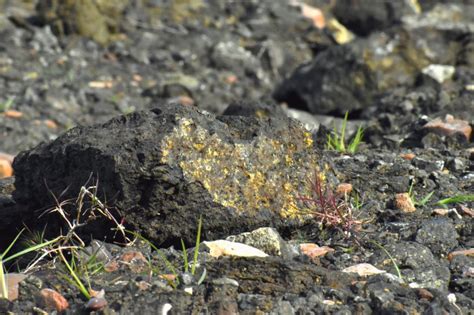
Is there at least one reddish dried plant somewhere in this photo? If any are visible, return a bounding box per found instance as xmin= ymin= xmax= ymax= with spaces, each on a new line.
xmin=298 ymin=171 xmax=361 ymax=235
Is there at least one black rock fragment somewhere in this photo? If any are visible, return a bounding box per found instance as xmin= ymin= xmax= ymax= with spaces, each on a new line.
xmin=13 ymin=103 xmax=318 ymax=245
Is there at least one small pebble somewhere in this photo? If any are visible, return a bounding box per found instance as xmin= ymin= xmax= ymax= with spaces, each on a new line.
xmin=40 ymin=288 xmax=69 ymax=312
xmin=417 ymin=288 xmax=434 ymax=301
xmin=395 ymin=193 xmax=416 ymax=213
xmin=85 ymin=297 xmax=108 ymax=311
xmin=336 ymin=183 xmax=352 ymax=195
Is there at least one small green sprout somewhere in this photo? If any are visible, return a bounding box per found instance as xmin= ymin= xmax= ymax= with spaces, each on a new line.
xmin=408 ymin=182 xmax=434 ymax=207
xmin=181 ymin=215 xmax=202 ymax=276
xmin=0 ymin=97 xmax=15 ymax=112
xmin=327 ymin=111 xmax=364 ymax=154
xmin=351 ymin=191 xmax=363 ymax=210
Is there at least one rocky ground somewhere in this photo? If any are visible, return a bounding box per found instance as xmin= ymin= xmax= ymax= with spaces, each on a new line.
xmin=0 ymin=0 xmax=473 ymax=314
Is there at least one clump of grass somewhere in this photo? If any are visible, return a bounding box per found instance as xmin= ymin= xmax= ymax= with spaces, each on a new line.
xmin=0 ymin=229 xmax=61 ymax=300
xmin=408 ymin=181 xmax=434 ymax=207
xmin=5 ymin=176 xmax=207 ymax=300
xmin=298 ymin=170 xmax=361 ymax=237
xmin=326 ymin=111 xmax=364 ymax=154
xmin=36 ymin=178 xmax=129 ymax=299
xmin=58 ymin=249 xmax=91 ymax=299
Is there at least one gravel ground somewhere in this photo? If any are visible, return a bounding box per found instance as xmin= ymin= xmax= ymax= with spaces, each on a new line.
xmin=0 ymin=0 xmax=473 ymax=314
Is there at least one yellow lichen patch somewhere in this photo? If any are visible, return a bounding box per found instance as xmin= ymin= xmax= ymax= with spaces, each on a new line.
xmin=304 ymin=132 xmax=313 ymax=147
xmin=255 ymin=109 xmax=268 ymax=119
xmin=193 ymin=143 xmax=205 ymax=151
xmin=160 ymin=117 xmax=318 ymax=220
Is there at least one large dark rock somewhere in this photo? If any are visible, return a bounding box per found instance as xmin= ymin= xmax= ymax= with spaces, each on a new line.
xmin=273 ymin=45 xmax=376 ymax=115
xmin=274 ymin=3 xmax=472 ymax=117
xmin=332 ymin=0 xmax=418 ymax=37
xmin=13 ymin=104 xmax=318 ymax=245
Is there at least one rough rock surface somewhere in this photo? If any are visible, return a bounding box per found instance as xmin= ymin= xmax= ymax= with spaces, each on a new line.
xmin=274 ymin=3 xmax=474 ymax=116
xmin=13 ymin=103 xmax=317 ymax=245
xmin=274 ymin=45 xmax=376 ymax=115
xmin=332 ymin=0 xmax=418 ymax=36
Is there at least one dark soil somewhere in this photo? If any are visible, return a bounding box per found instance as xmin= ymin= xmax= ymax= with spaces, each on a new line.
xmin=0 ymin=0 xmax=473 ymax=314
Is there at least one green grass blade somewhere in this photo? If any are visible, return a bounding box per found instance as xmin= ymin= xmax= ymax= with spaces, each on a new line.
xmin=191 ymin=216 xmax=203 ymax=276
xmin=339 ymin=111 xmax=348 ymax=152
xmin=59 ymin=251 xmax=90 ymax=299
xmin=417 ymin=191 xmax=434 ymax=206
xmin=0 ymin=97 xmax=14 ymax=112
xmin=348 ymin=126 xmax=364 ymax=154
xmin=408 ymin=182 xmax=414 ymax=198
xmin=197 ymin=268 xmax=207 ymax=285
xmin=3 ymin=237 xmax=60 ymax=264
xmin=181 ymin=239 xmax=189 ymax=274
xmin=370 ymin=241 xmax=403 ymax=282
xmin=1 ymin=229 xmax=25 ymax=259
xmin=0 ymin=260 xmax=7 ymax=299
xmin=436 ymin=194 xmax=474 ymax=205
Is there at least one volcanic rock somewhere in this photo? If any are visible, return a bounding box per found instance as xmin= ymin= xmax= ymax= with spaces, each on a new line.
xmin=13 ymin=103 xmax=318 ymax=245
xmin=332 ymin=0 xmax=419 ymax=36
xmin=273 ymin=45 xmax=376 ymax=115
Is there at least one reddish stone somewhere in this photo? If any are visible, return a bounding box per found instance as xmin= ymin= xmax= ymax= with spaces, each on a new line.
xmin=395 ymin=193 xmax=416 ymax=213
xmin=0 ymin=152 xmax=13 ymax=177
xmin=225 ymin=74 xmax=238 ymax=84
xmin=400 ymin=153 xmax=416 ymax=160
xmin=104 ymin=260 xmax=119 ymax=272
xmin=177 ymin=96 xmax=195 ymax=106
xmin=3 ymin=110 xmax=23 ymax=118
xmin=119 ymin=251 xmax=147 ymax=264
xmin=0 ymin=158 xmax=13 ymax=178
xmin=417 ymin=288 xmax=434 ymax=301
xmin=300 ymin=243 xmax=334 ymax=260
xmin=40 ymin=288 xmax=69 ymax=312
xmin=448 ymin=248 xmax=474 ymax=261
xmin=299 ymin=3 xmax=325 ymax=29
xmin=120 ymin=251 xmax=148 ymax=272
xmin=44 ymin=119 xmax=58 ymax=129
xmin=423 ymin=114 xmax=472 ymax=141
xmin=336 ymin=183 xmax=353 ymax=195
xmin=459 ymin=205 xmax=474 ymax=217
xmin=159 ymin=274 xmax=177 ymax=282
